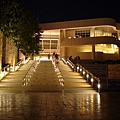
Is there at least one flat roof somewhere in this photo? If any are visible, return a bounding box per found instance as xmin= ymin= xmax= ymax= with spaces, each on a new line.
xmin=39 ymin=18 xmax=118 ymax=30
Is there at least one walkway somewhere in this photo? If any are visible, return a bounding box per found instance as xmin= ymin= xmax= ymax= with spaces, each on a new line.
xmin=24 ymin=60 xmax=61 ymax=92
xmin=22 ymin=60 xmax=96 ymax=94
xmin=0 ymin=59 xmax=120 ymax=120
xmin=0 ymin=60 xmax=35 ymax=93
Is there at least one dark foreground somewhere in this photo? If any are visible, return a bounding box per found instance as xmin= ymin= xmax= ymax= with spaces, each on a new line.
xmin=0 ymin=92 xmax=120 ymax=120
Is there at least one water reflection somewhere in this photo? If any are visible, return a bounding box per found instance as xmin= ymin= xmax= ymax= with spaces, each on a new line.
xmin=0 ymin=92 xmax=120 ymax=119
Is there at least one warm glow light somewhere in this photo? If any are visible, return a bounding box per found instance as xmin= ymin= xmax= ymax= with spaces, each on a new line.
xmin=62 ymin=58 xmax=67 ymax=64
xmin=0 ymin=71 xmax=8 ymax=80
xmin=96 ymin=44 xmax=118 ymax=54
xmin=91 ymin=78 xmax=94 ymax=82
xmin=86 ymin=74 xmax=89 ymax=78
xmin=7 ymin=68 xmax=10 ymax=71
xmin=40 ymin=38 xmax=59 ymax=40
xmin=0 ymin=73 xmax=4 ymax=78
xmin=58 ymin=75 xmax=62 ymax=78
xmin=98 ymin=83 xmax=100 ymax=88
xmin=41 ymin=31 xmax=60 ymax=35
xmin=111 ymin=44 xmax=118 ymax=49
xmin=97 ymin=93 xmax=101 ymax=104
xmin=77 ymin=66 xmax=79 ymax=70
xmin=83 ymin=71 xmax=85 ymax=75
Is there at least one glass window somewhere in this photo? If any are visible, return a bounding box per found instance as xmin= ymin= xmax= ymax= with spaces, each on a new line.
xmin=43 ymin=40 xmax=50 ymax=49
xmin=75 ymin=30 xmax=90 ymax=38
xmin=51 ymin=40 xmax=58 ymax=49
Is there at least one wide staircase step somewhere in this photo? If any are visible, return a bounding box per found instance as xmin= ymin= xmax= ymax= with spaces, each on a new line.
xmin=0 ymin=60 xmax=35 ymax=93
xmin=24 ymin=61 xmax=62 ymax=92
xmin=0 ymin=60 xmax=97 ymax=94
xmin=58 ymin=61 xmax=97 ymax=94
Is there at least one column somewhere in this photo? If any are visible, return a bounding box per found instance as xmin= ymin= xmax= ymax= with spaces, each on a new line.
xmin=91 ymin=27 xmax=95 ymax=37
xmin=92 ymin=44 xmax=95 ymax=60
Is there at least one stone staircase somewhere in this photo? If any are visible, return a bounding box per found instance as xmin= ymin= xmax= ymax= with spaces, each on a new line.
xmin=0 ymin=60 xmax=35 ymax=93
xmin=58 ymin=61 xmax=97 ymax=94
xmin=0 ymin=60 xmax=97 ymax=94
xmin=25 ymin=60 xmax=62 ymax=92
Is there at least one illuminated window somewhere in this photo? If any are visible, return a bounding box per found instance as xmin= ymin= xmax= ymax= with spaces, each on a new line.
xmin=75 ymin=30 xmax=90 ymax=38
xmin=51 ymin=40 xmax=58 ymax=49
xmin=43 ymin=40 xmax=50 ymax=49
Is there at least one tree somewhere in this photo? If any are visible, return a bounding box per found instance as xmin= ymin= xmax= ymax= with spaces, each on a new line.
xmin=18 ymin=10 xmax=41 ymax=56
xmin=0 ymin=0 xmax=23 ymax=40
xmin=0 ymin=0 xmax=41 ymax=56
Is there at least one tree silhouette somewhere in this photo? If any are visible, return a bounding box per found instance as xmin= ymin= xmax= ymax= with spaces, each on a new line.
xmin=0 ymin=0 xmax=41 ymax=56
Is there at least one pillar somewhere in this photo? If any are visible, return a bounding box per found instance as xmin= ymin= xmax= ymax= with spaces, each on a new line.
xmin=92 ymin=44 xmax=95 ymax=60
xmin=91 ymin=27 xmax=95 ymax=37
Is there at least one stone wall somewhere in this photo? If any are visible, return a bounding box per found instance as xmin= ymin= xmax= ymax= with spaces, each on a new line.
xmin=0 ymin=31 xmax=25 ymax=71
xmin=108 ymin=64 xmax=120 ymax=79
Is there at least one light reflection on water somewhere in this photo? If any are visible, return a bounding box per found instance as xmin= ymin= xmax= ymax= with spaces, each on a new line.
xmin=0 ymin=92 xmax=120 ymax=119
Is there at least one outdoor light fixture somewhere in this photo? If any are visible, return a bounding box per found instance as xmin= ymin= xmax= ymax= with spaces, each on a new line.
xmin=97 ymin=83 xmax=101 ymax=93
xmin=7 ymin=68 xmax=10 ymax=71
xmin=86 ymin=74 xmax=89 ymax=78
xmin=58 ymin=75 xmax=62 ymax=78
xmin=91 ymin=78 xmax=94 ymax=82
xmin=83 ymin=71 xmax=85 ymax=75
xmin=57 ymin=72 xmax=61 ymax=75
xmin=77 ymin=66 xmax=79 ymax=70
xmin=80 ymin=68 xmax=82 ymax=72
xmin=98 ymin=83 xmax=100 ymax=89
xmin=66 ymin=61 xmax=69 ymax=64
xmin=59 ymin=78 xmax=64 ymax=82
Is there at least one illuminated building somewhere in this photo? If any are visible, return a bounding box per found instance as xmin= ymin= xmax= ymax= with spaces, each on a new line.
xmin=40 ymin=18 xmax=120 ymax=60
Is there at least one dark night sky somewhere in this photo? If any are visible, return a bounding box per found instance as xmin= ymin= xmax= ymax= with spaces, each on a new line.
xmin=18 ymin=0 xmax=120 ymax=23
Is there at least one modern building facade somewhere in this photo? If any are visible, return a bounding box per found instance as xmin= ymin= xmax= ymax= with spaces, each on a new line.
xmin=40 ymin=18 xmax=120 ymax=60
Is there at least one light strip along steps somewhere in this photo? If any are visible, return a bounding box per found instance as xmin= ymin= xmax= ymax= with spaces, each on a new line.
xmin=0 ymin=60 xmax=35 ymax=93
xmin=58 ymin=61 xmax=97 ymax=94
xmin=24 ymin=60 xmax=62 ymax=92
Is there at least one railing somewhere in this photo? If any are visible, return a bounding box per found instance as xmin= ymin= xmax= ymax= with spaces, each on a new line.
xmin=15 ymin=58 xmax=30 ymax=71
xmin=0 ymin=58 xmax=30 ymax=80
xmin=62 ymin=58 xmax=101 ymax=93
xmin=22 ymin=61 xmax=38 ymax=88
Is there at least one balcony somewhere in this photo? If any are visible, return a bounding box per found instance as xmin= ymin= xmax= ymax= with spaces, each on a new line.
xmin=61 ymin=36 xmax=120 ymax=47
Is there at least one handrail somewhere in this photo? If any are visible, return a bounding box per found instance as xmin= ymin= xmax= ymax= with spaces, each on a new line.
xmin=16 ymin=60 xmax=23 ymax=66
xmin=62 ymin=58 xmax=101 ymax=93
xmin=0 ymin=59 xmax=30 ymax=80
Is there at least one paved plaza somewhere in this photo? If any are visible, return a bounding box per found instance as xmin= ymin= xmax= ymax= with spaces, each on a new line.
xmin=0 ymin=59 xmax=120 ymax=120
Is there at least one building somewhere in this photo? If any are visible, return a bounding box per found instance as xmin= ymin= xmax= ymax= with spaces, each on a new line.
xmin=39 ymin=18 xmax=120 ymax=60
xmin=0 ymin=31 xmax=25 ymax=75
